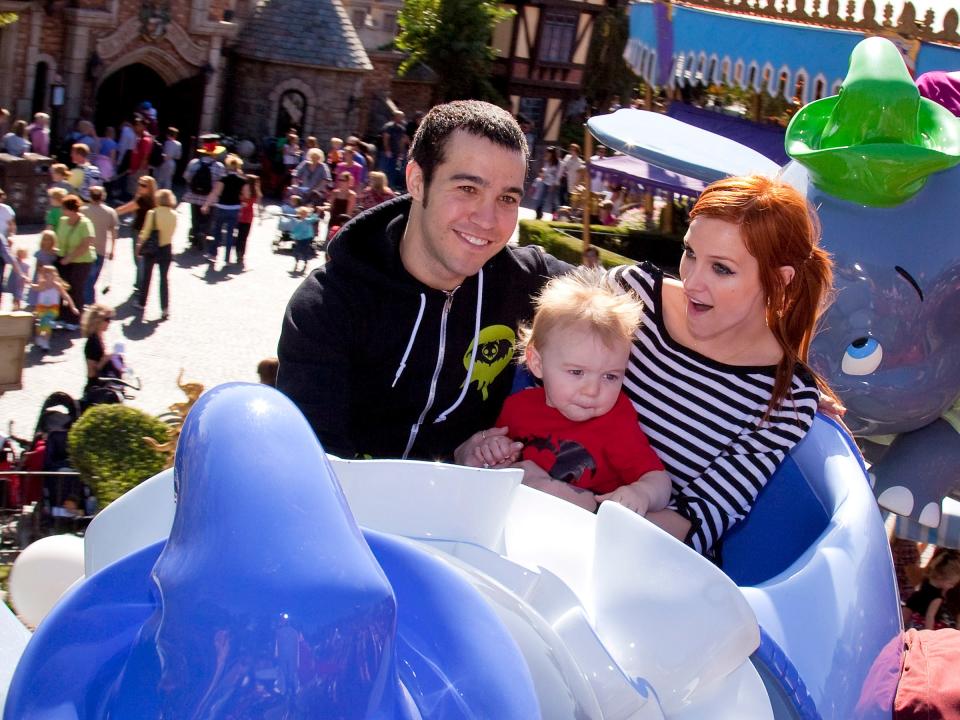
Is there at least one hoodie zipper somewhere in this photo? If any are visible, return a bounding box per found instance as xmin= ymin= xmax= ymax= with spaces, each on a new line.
xmin=402 ymin=287 xmax=458 ymax=458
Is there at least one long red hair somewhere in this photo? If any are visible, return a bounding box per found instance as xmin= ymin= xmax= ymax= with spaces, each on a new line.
xmin=689 ymin=175 xmax=837 ymax=414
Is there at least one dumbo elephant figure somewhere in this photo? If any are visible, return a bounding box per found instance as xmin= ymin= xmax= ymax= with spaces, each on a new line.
xmin=588 ymin=36 xmax=960 ymax=546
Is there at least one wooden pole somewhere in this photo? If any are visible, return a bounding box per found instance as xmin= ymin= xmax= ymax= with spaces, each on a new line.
xmin=582 ymin=122 xmax=593 ymax=260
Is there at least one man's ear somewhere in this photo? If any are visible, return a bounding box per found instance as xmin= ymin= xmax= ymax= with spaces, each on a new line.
xmin=406 ymin=160 xmax=424 ymax=203
xmin=779 ymin=265 xmax=796 ymax=286
xmin=525 ymin=344 xmax=544 ymax=379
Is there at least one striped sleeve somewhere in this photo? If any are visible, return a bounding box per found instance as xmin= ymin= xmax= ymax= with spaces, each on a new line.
xmin=673 ymin=385 xmax=819 ymax=554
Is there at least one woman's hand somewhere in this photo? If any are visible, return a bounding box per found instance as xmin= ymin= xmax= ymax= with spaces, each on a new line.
xmin=455 ymin=427 xmax=521 ymax=468
xmin=818 ymin=394 xmax=846 ymax=419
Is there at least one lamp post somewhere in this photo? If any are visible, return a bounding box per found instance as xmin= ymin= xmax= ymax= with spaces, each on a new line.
xmin=49 ymin=80 xmax=65 ymax=155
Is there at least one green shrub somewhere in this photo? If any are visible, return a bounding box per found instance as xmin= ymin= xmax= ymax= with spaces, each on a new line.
xmin=68 ymin=405 xmax=169 ymax=506
xmin=519 ymin=219 xmax=684 ymax=271
xmin=518 ymin=220 xmax=635 ymax=268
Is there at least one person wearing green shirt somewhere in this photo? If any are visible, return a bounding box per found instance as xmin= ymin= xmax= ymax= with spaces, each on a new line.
xmin=56 ymin=194 xmax=96 ymax=329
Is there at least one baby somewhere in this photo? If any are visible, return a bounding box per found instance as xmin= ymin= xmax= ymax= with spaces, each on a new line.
xmin=464 ymin=269 xmax=671 ymax=515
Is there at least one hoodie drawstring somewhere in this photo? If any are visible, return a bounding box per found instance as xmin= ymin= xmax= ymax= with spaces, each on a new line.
xmin=392 ymin=293 xmax=426 ymax=388
xmin=435 ymin=268 xmax=483 ymax=423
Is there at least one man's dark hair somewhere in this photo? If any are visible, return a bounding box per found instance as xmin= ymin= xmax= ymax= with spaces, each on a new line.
xmin=409 ymin=100 xmax=528 ymax=193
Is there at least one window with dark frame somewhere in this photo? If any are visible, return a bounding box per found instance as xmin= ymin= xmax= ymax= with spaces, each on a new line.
xmin=538 ymin=10 xmax=578 ymax=63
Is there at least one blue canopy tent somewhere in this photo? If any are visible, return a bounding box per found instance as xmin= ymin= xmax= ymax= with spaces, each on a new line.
xmin=591 ymin=153 xmax=706 ymax=197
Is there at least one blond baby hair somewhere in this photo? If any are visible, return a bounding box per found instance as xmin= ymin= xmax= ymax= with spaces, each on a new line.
xmin=521 ymin=267 xmax=644 ymax=353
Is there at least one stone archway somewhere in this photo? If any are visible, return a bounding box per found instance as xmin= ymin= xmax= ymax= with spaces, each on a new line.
xmin=94 ymin=61 xmax=205 ymax=170
xmin=98 ymin=46 xmax=195 ymax=89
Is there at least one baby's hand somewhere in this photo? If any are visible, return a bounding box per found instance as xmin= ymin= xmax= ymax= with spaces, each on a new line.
xmin=596 ymin=484 xmax=652 ymax=516
xmin=456 ymin=426 xmax=522 ymax=468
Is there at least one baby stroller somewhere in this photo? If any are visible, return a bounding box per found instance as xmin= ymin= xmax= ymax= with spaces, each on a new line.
xmin=34 ymin=391 xmax=85 ymax=509
xmin=271 ymin=207 xmax=298 ymax=254
xmin=269 ymin=206 xmax=327 ymax=256
xmin=79 ymin=344 xmax=141 ymax=413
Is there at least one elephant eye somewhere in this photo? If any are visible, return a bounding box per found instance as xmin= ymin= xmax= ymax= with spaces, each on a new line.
xmin=841 ymin=337 xmax=883 ymax=376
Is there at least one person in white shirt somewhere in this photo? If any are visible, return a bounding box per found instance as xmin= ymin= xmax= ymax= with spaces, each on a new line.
xmin=559 ymin=143 xmax=584 ymax=206
xmin=155 ymin=127 xmax=182 ymax=190
xmin=589 ymin=145 xmax=608 ymax=193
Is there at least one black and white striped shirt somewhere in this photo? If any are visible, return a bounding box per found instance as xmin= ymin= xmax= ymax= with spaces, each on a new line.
xmin=614 ymin=263 xmax=819 ymax=555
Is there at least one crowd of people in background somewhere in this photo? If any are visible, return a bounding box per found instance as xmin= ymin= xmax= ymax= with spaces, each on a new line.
xmin=0 ymin=100 xmax=431 ymax=372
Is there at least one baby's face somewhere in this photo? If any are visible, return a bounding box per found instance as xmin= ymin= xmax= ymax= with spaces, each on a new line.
xmin=527 ymin=326 xmax=630 ymax=422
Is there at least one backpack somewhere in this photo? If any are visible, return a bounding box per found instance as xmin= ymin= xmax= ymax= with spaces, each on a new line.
xmin=79 ymin=162 xmax=102 ymax=200
xmin=190 ymin=160 xmax=213 ymax=195
xmin=148 ymin=138 xmax=164 ymax=167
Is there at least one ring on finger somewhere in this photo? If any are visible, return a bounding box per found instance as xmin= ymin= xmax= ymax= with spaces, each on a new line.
xmin=483 ymin=462 xmax=490 ymax=468
xmin=481 ymin=430 xmax=486 ymax=439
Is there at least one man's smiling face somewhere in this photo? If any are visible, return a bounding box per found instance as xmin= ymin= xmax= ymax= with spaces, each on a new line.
xmin=402 ymin=130 xmax=526 ymax=291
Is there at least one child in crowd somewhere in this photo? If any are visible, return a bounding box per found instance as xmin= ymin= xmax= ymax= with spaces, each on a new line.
xmin=598 ymin=200 xmax=618 ymax=226
xmin=257 ymin=357 xmax=279 ymax=387
xmin=27 ymin=230 xmax=58 ymax=308
xmin=277 ymin=194 xmax=302 ymax=240
xmin=30 ymin=265 xmax=76 ymax=350
xmin=903 ymin=549 xmax=960 ymax=630
xmin=463 ymin=269 xmax=671 ymax=515
xmin=236 ymin=174 xmax=262 ymax=266
xmin=326 ymin=213 xmax=351 ymax=245
xmin=527 ymin=169 xmax=545 ymax=208
xmin=290 ymin=205 xmax=319 ymax=274
xmin=6 ymin=247 xmax=29 ymax=310
xmin=327 ymin=137 xmax=343 ymax=174
xmin=46 ymin=187 xmax=67 ymax=229
xmin=49 ymin=163 xmax=72 ymax=192
xmin=581 ymin=245 xmax=600 ymax=269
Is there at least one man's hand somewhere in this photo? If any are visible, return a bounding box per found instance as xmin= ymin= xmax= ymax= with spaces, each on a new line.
xmin=455 ymin=426 xmax=521 ymax=468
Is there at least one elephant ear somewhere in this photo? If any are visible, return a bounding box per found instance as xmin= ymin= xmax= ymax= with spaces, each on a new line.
xmin=587 ymin=109 xmax=780 ymax=183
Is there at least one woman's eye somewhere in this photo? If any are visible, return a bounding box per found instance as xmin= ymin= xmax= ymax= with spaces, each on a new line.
xmin=713 ymin=263 xmax=732 ymax=275
xmin=683 ymin=244 xmax=695 ymax=258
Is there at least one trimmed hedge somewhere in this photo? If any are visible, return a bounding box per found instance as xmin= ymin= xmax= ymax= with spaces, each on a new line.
xmin=518 ymin=220 xmax=683 ymax=270
xmin=68 ymin=405 xmax=169 ymax=506
xmin=517 ymin=220 xmax=635 ymax=268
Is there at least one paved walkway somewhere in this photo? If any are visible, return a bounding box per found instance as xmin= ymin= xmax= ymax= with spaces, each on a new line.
xmin=0 ymin=203 xmax=326 ymax=438
xmin=0 ymin=203 xmax=542 ymax=439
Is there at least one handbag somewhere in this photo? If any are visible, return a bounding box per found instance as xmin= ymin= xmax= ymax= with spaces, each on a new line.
xmin=140 ymin=229 xmax=160 ymax=257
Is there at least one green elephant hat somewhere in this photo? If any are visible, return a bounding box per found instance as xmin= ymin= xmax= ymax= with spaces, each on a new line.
xmin=785 ymin=36 xmax=960 ymax=207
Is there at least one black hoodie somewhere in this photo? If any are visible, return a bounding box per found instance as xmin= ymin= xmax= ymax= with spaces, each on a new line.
xmin=277 ymin=195 xmax=570 ymax=460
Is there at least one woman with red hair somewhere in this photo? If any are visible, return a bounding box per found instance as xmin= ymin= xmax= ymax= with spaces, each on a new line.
xmin=610 ymin=175 xmax=837 ymax=556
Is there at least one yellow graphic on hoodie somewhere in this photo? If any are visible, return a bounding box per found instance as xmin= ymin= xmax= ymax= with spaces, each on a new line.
xmin=463 ymin=325 xmax=516 ymax=400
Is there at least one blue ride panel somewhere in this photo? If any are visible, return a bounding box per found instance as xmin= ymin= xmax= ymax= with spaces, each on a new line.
xmin=4 ymin=383 xmax=540 ymax=720
xmin=722 ymin=454 xmax=829 ymax=587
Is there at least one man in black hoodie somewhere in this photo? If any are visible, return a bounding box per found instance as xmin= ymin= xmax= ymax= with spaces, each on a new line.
xmin=278 ymin=100 xmax=569 ymax=460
